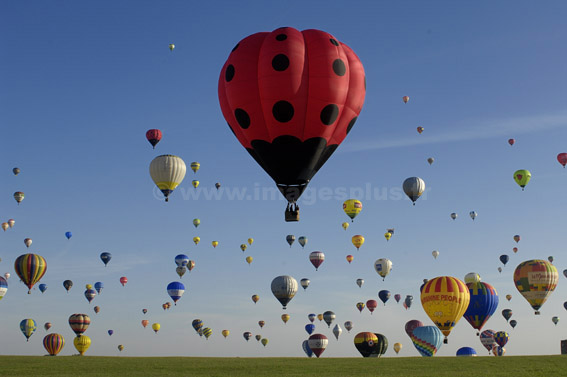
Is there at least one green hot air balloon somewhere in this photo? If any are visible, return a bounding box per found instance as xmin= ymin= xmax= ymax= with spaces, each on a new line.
xmin=513 ymin=170 xmax=531 ymax=191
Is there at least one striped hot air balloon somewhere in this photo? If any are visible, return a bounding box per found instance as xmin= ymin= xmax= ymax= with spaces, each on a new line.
xmin=149 ymin=154 xmax=187 ymax=202
xmin=353 ymin=332 xmax=378 ymax=357
xmin=14 ymin=253 xmax=47 ymax=294
xmin=513 ymin=259 xmax=558 ymax=315
xmin=308 ymin=334 xmax=328 ymax=358
xmin=411 ymin=326 xmax=443 ymax=357
xmin=68 ymin=314 xmax=90 ymax=337
xmin=43 ymin=333 xmax=65 ymax=356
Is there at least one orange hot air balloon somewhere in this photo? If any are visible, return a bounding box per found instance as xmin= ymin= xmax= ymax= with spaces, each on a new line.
xmin=346 ymin=255 xmax=354 ymax=264
xmin=141 ymin=320 xmax=149 ymax=328
xmin=420 ymin=276 xmax=470 ymax=343
xmin=513 ymin=259 xmax=558 ymax=315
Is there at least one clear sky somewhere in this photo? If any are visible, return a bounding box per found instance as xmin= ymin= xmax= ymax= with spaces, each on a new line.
xmin=1 ymin=0 xmax=566 ymax=357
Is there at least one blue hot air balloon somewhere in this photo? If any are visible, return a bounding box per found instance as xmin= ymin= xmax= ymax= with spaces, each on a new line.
xmin=167 ymin=282 xmax=185 ymax=305
xmin=302 ymin=340 xmax=313 ymax=358
xmin=411 ymin=326 xmax=443 ymax=357
xmin=39 ymin=284 xmax=47 ymax=293
xmin=456 ymin=347 xmax=477 ymax=356
xmin=108 ymin=330 xmax=114 ymax=336
xmin=100 ymin=252 xmax=112 ymax=267
xmin=94 ymin=282 xmax=104 ymax=295
xmin=175 ymin=254 xmax=189 ymax=268
xmin=308 ymin=314 xmax=316 ymax=323
xmin=463 ymin=282 xmax=499 ymax=335
xmin=305 ymin=324 xmax=315 ymax=335
xmin=499 ymin=255 xmax=509 ymax=266
xmin=378 ymin=290 xmax=391 ymax=305
xmin=65 ymin=231 xmax=72 ymax=240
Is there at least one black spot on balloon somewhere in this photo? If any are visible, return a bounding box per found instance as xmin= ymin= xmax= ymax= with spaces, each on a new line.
xmin=272 ymin=101 xmax=294 ymax=123
xmin=225 ymin=64 xmax=235 ymax=82
xmin=272 ymin=54 xmax=289 ymax=71
xmin=320 ymin=104 xmax=339 ymax=125
xmin=234 ymin=109 xmax=250 ymax=129
xmin=346 ymin=117 xmax=357 ymax=134
xmin=332 ymin=59 xmax=345 ymax=76
xmin=330 ymin=38 xmax=339 ymax=46
xmin=276 ymin=34 xmax=287 ymax=41
xmin=231 ymin=43 xmax=239 ymax=52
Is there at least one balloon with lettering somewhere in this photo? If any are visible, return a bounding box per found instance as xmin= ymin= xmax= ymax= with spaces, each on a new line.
xmin=513 ymin=259 xmax=558 ymax=314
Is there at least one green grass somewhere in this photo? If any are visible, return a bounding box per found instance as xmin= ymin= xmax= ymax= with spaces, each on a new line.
xmin=0 ymin=355 xmax=565 ymax=377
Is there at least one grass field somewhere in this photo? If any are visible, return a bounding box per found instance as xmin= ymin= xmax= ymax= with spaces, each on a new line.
xmin=0 ymin=355 xmax=565 ymax=377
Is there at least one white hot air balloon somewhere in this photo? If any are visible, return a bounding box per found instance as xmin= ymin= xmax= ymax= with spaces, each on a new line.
xmin=432 ymin=250 xmax=440 ymax=259
xmin=402 ymin=177 xmax=425 ymax=205
xmin=356 ymin=278 xmax=364 ymax=288
xmin=271 ymin=275 xmax=298 ymax=310
xmin=469 ymin=211 xmax=477 ymax=221
xmin=374 ymin=258 xmax=392 ymax=281
xmin=344 ymin=321 xmax=353 ymax=332
xmin=332 ymin=324 xmax=342 ymax=340
xmin=300 ymin=278 xmax=310 ymax=290
xmin=149 ymin=155 xmax=187 ymax=202
xmin=464 ymin=272 xmax=481 ymax=284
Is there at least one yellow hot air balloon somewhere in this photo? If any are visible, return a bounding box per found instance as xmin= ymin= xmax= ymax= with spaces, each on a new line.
xmin=193 ymin=237 xmax=200 ymax=245
xmin=149 ymin=155 xmax=187 ymax=202
xmin=192 ymin=180 xmax=199 ymax=189
xmin=513 ymin=169 xmax=531 ymax=191
xmin=1 ymin=223 xmax=8 ymax=231
xmin=247 ymin=238 xmax=254 ymax=245
xmin=393 ymin=342 xmax=402 ymax=354
xmin=281 ymin=314 xmax=290 ymax=324
xmin=212 ymin=241 xmax=219 ymax=248
xmin=222 ymin=330 xmax=230 ymax=339
xmin=73 ymin=335 xmax=91 ymax=356
xmin=168 ymin=44 xmax=175 ymax=51
xmin=118 ymin=344 xmax=124 ymax=352
xmin=252 ymin=294 xmax=260 ymax=304
xmin=506 ymin=294 xmax=512 ymax=301
xmin=152 ymin=323 xmax=160 ymax=334
xmin=85 ymin=284 xmax=92 ymax=290
xmin=352 ymin=235 xmax=365 ymax=250
xmin=420 ymin=276 xmax=470 ymax=343
xmin=317 ymin=314 xmax=324 ymax=322
xmin=342 ymin=222 xmax=349 ymax=231
xmin=190 ymin=162 xmax=200 ymax=173
xmin=246 ymin=256 xmax=253 ymax=265
xmin=240 ymin=244 xmax=247 ymax=252
xmin=514 ymin=259 xmax=558 ymax=314
xmin=343 ymin=199 xmax=362 ymax=222
xmin=384 ymin=232 xmax=392 ymax=241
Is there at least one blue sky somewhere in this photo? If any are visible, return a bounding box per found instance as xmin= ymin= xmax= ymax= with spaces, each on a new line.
xmin=1 ymin=0 xmax=566 ymax=357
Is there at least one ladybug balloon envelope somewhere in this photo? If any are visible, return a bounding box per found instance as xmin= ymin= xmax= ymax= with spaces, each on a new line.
xmin=218 ymin=27 xmax=366 ymax=221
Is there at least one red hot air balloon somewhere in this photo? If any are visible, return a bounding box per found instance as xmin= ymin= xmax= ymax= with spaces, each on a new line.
xmin=309 ymin=251 xmax=325 ymax=271
xmin=308 ymin=334 xmax=328 ymax=358
xmin=68 ymin=314 xmax=90 ymax=337
xmin=218 ymin=27 xmax=366 ymax=222
xmin=145 ymin=129 xmax=162 ymax=149
xmin=119 ymin=277 xmax=128 ymax=286
xmin=366 ymin=299 xmax=378 ymax=314
xmin=508 ymin=139 xmax=515 ymax=146
xmin=557 ymin=153 xmax=567 ymax=168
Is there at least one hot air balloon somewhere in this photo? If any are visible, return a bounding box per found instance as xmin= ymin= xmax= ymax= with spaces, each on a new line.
xmin=93 ymin=306 xmax=100 ymax=314
xmin=150 ymin=155 xmax=187 ymax=202
xmin=119 ymin=277 xmax=128 ymax=286
xmin=502 ymin=309 xmax=513 ymax=323
xmin=142 ymin=309 xmax=148 ymax=315
xmin=513 ymin=235 xmax=521 ymax=243
xmin=39 ymin=284 xmax=47 ymax=293
xmin=548 ymin=256 xmax=554 ymax=264
xmin=256 ymin=335 xmax=262 ymax=342
xmin=378 ymin=290 xmax=391 ymax=305
xmin=175 ymin=254 xmax=189 ymax=267
xmin=1 ymin=222 xmax=7 ymax=231
xmin=271 ymin=275 xmax=298 ymax=309
xmin=370 ymin=333 xmax=388 ymax=357
xmin=261 ymin=338 xmax=269 ymax=347
xmin=13 ymin=167 xmax=20 ymax=175
xmin=498 ymin=267 xmax=502 ymax=273
xmin=385 ymin=342 xmax=399 ymax=356
xmin=176 ymin=266 xmax=187 ymax=278
xmin=191 ymin=219 xmax=200 ymax=229
xmin=417 ymin=126 xmax=424 ymax=134
xmin=343 ymin=199 xmax=362 ymax=222
xmin=298 ymin=236 xmax=307 ymax=248
xmin=323 ymin=311 xmax=335 ymax=328
xmin=152 ymin=323 xmax=160 ymax=334
xmin=356 ymin=302 xmax=365 ymax=313
xmin=374 ymin=258 xmax=392 ymax=281
xmin=13 ymin=191 xmax=24 ymax=204
xmin=146 ymin=129 xmax=162 ymax=149
xmin=117 ymin=344 xmax=125 ymax=352
xmin=403 ymin=177 xmax=425 ymax=205
xmin=494 ymin=331 xmax=508 ymax=347
xmin=557 ymin=153 xmax=567 ymax=168
xmin=167 ymin=281 xmax=185 ymax=305
xmin=190 ymin=162 xmax=200 ymax=174
xmin=479 ymin=330 xmax=496 ymax=354
xmin=286 ymin=235 xmax=295 ymax=247
xmin=404 ymin=320 xmax=424 ymax=338
xmin=251 ymin=294 xmax=260 ymax=304
xmin=513 ymin=169 xmax=531 ymax=190
xmin=421 ymin=276 xmax=470 ymax=343
xmin=342 ymin=222 xmax=349 ymax=230
xmin=192 ymin=319 xmax=203 ymax=336
xmin=366 ymin=300 xmax=378 ymax=314
xmin=354 ymin=332 xmax=378 ymax=357
xmin=505 ymin=294 xmax=512 ymax=301
xmin=219 ymin=28 xmax=366 ymax=222
xmin=94 ymin=282 xmax=103 ymax=295
xmin=302 ymin=340 xmax=313 ymax=357
xmin=247 ymin=238 xmax=254 ymax=245
xmin=464 ymin=273 xmax=481 ymax=284
xmin=68 ymin=314 xmax=90 ymax=337
xmin=384 ymin=232 xmax=392 ymax=242
xmin=258 ymin=321 xmax=265 ymax=328
xmin=427 ymin=157 xmax=434 ymax=165
xmin=43 ymin=334 xmax=65 ymax=356
xmin=344 ymin=321 xmax=353 ymax=333
xmin=0 ymin=276 xmax=7 ymax=300
xmin=351 ymin=235 xmax=364 ymax=250
xmin=73 ymin=335 xmax=91 ymax=356
xmin=222 ymin=330 xmax=230 ymax=339
xmin=308 ymin=314 xmax=316 ymax=323
xmin=308 ymin=334 xmax=328 ymax=358
xmin=513 ymin=247 xmax=518 ymax=253
xmin=7 ymin=219 xmax=15 ymax=228
xmin=346 ymin=255 xmax=354 ymax=264
xmin=84 ymin=289 xmax=96 ymax=303
xmin=14 ymin=253 xmax=47 ymax=294
xmin=245 ymin=256 xmax=253 ymax=265
xmin=168 ymin=43 xmax=175 ymax=51
xmin=404 ymin=295 xmax=413 ymax=310
xmin=63 ymin=280 xmax=73 ymax=292
xmin=212 ymin=241 xmax=219 ymax=248
xmin=456 ymin=347 xmax=477 ymax=357
xmin=402 ymin=96 xmax=410 ymax=103
xmin=300 ymin=278 xmax=310 ymax=290
xmin=469 ymin=211 xmax=477 ymax=221
xmin=24 ymin=238 xmax=32 ymax=248
xmin=65 ymin=231 xmax=72 ymax=239
xmin=411 ymin=326 xmax=443 ymax=357
xmin=463 ymin=282 xmax=499 ymax=335
xmin=309 ymin=251 xmax=325 ymax=271
xmin=193 ymin=237 xmax=201 ymax=246
xmin=508 ymin=138 xmax=515 ymax=146
xmin=44 ymin=322 xmax=52 ymax=331
xmin=500 ymin=255 xmax=509 ymax=266
xmin=186 ymin=260 xmax=195 ymax=272
xmin=356 ymin=278 xmax=364 ymax=288
xmin=281 ymin=314 xmax=290 ymax=324
xmin=514 ymin=259 xmax=558 ymax=314
xmin=20 ymin=319 xmax=37 ymax=341
xmin=450 ymin=213 xmax=457 ymax=220
xmin=317 ymin=314 xmax=324 ymax=322
xmin=432 ymin=250 xmax=439 ymax=259
xmin=107 ymin=330 xmax=114 ymax=336
xmin=243 ymin=332 xmax=252 ymax=341
xmin=509 ymin=320 xmax=517 ymax=329
xmin=99 ymin=252 xmax=111 ymax=267
xmin=552 ymin=316 xmax=560 ymax=325
xmin=85 ymin=284 xmax=92 ymax=290
xmin=394 ymin=294 xmax=401 ymax=303
xmin=202 ymin=327 xmax=212 ymax=339
xmin=331 ymin=324 xmax=342 ymax=340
